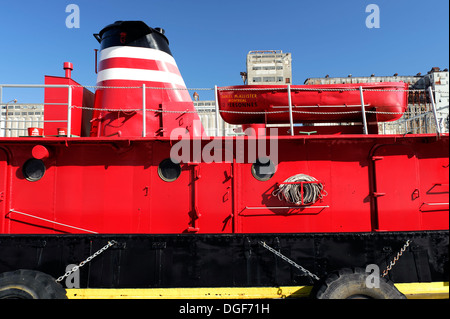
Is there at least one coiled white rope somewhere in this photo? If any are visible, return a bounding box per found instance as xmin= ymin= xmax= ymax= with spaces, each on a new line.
xmin=272 ymin=174 xmax=327 ymax=205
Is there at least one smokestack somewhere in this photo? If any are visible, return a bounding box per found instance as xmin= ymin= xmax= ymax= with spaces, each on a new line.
xmin=64 ymin=62 xmax=73 ymax=78
xmin=93 ymin=21 xmax=205 ymax=138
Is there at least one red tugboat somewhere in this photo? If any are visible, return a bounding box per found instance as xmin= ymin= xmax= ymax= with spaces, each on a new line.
xmin=0 ymin=21 xmax=448 ymax=299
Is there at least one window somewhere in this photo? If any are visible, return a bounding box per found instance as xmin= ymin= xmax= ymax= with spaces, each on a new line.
xmin=23 ymin=159 xmax=46 ymax=182
xmin=158 ymin=158 xmax=181 ymax=182
xmin=251 ymin=157 xmax=276 ymax=181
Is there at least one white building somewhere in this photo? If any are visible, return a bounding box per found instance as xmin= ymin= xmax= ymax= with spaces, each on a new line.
xmin=0 ymin=102 xmax=44 ymax=137
xmin=193 ymin=99 xmax=241 ymax=137
xmin=246 ymin=50 xmax=292 ymax=85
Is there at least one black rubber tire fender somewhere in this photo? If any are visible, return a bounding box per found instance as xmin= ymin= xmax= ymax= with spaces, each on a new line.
xmin=0 ymin=269 xmax=67 ymax=299
xmin=314 ymin=267 xmax=406 ymax=299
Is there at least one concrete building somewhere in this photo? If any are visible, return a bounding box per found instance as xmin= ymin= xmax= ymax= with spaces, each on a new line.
xmin=0 ymin=102 xmax=44 ymax=137
xmin=193 ymin=99 xmax=241 ymax=137
xmin=246 ymin=50 xmax=292 ymax=85
xmin=425 ymin=68 xmax=449 ymax=133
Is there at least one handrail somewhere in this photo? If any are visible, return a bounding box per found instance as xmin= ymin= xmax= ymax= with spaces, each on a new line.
xmin=2 ymin=83 xmax=448 ymax=92
xmin=67 ymin=85 xmax=72 ymax=137
xmin=214 ymin=85 xmax=220 ymax=136
xmin=428 ymin=86 xmax=441 ymax=136
xmin=0 ymin=83 xmax=71 ymax=138
xmin=359 ymin=86 xmax=368 ymax=135
xmin=287 ymin=84 xmax=294 ymax=136
xmin=142 ymin=83 xmax=146 ymax=137
xmin=0 ymin=83 xmax=449 ymax=138
xmin=7 ymin=209 xmax=98 ymax=234
xmin=0 ymin=84 xmax=70 ymax=88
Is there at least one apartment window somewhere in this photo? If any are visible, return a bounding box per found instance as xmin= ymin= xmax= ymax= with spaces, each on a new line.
xmin=263 ymin=77 xmax=275 ymax=82
xmin=253 ymin=77 xmax=262 ymax=82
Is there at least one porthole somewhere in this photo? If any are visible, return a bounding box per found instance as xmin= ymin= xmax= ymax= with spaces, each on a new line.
xmin=251 ymin=157 xmax=276 ymax=181
xmin=22 ymin=159 xmax=46 ymax=182
xmin=158 ymin=158 xmax=181 ymax=182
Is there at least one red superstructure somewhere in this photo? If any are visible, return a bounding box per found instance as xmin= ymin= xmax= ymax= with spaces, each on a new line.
xmin=0 ymin=20 xmax=447 ymax=299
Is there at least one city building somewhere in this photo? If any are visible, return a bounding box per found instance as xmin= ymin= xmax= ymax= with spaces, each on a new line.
xmin=246 ymin=50 xmax=292 ymax=85
xmin=193 ymin=99 xmax=241 ymax=137
xmin=0 ymin=101 xmax=44 ymax=137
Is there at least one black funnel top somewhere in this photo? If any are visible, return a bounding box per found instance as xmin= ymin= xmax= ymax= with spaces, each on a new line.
xmin=94 ymin=21 xmax=172 ymax=56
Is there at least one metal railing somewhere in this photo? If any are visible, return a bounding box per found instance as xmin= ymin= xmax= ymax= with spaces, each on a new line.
xmin=0 ymin=83 xmax=448 ymax=138
xmin=0 ymin=84 xmax=71 ymax=137
xmin=381 ymin=104 xmax=449 ymax=135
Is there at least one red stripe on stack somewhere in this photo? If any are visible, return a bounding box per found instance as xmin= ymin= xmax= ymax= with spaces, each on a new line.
xmin=99 ymin=57 xmax=181 ymax=76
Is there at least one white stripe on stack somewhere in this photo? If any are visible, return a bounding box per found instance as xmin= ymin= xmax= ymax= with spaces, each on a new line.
xmin=100 ymin=46 xmax=177 ymax=65
xmin=96 ymin=46 xmax=187 ymax=87
xmin=97 ymin=68 xmax=186 ymax=86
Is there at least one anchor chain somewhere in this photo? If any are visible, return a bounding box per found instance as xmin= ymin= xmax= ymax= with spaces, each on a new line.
xmin=259 ymin=241 xmax=320 ymax=281
xmin=56 ymin=240 xmax=117 ymax=283
xmin=382 ymin=239 xmax=411 ymax=278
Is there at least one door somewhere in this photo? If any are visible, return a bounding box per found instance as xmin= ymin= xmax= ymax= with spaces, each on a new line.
xmin=373 ymin=143 xmax=449 ymax=231
xmin=372 ymin=144 xmax=422 ymax=231
xmin=194 ymin=162 xmax=233 ymax=233
xmin=150 ymin=141 xmax=233 ymax=234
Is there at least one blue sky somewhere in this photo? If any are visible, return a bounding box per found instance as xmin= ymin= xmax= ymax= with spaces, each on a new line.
xmin=0 ymin=0 xmax=448 ymax=102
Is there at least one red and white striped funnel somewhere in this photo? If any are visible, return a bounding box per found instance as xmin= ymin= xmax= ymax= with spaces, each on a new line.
xmin=92 ymin=21 xmax=204 ymax=137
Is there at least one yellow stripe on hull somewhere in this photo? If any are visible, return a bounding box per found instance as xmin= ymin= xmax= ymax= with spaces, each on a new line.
xmin=66 ymin=282 xmax=448 ymax=299
xmin=395 ymin=282 xmax=449 ymax=299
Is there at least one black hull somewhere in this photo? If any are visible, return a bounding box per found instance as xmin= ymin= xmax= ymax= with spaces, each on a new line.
xmin=0 ymin=231 xmax=448 ymax=294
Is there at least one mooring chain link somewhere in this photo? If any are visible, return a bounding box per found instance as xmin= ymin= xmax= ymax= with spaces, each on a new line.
xmin=382 ymin=239 xmax=411 ymax=278
xmin=67 ymin=84 xmax=449 ymax=94
xmin=259 ymin=241 xmax=320 ymax=281
xmin=71 ymin=104 xmax=416 ymax=116
xmin=56 ymin=240 xmax=117 ymax=283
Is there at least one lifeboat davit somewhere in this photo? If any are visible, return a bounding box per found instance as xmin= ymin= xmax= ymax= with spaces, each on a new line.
xmin=217 ymin=82 xmax=409 ymax=125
